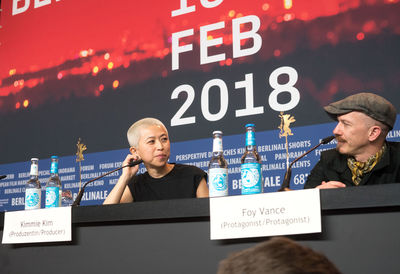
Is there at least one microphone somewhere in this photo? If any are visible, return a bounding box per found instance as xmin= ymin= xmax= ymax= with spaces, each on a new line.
xmin=279 ymin=136 xmax=335 ymax=191
xmin=127 ymin=159 xmax=143 ymax=167
xmin=72 ymin=159 xmax=143 ymax=206
xmin=0 ymin=175 xmax=6 ymax=180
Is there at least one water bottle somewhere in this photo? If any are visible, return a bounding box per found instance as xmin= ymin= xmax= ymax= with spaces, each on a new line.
xmin=208 ymin=131 xmax=228 ymax=197
xmin=240 ymin=124 xmax=263 ymax=195
xmin=45 ymin=156 xmax=62 ymax=208
xmin=25 ymin=158 xmax=41 ymax=210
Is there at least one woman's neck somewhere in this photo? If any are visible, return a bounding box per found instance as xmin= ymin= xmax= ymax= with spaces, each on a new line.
xmin=146 ymin=163 xmax=174 ymax=178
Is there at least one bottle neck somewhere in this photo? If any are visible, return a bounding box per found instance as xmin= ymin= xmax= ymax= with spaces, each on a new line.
xmin=213 ymin=137 xmax=223 ymax=153
xmin=245 ymin=129 xmax=256 ymax=147
xmin=29 ymin=174 xmax=39 ymax=180
xmin=50 ymin=172 xmax=59 ymax=177
xmin=50 ymin=161 xmax=59 ymax=176
xmin=30 ymin=163 xmax=39 ymax=177
xmin=245 ymin=145 xmax=256 ymax=151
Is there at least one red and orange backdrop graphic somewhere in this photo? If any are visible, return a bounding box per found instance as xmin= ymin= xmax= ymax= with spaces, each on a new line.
xmin=0 ymin=0 xmax=399 ymax=163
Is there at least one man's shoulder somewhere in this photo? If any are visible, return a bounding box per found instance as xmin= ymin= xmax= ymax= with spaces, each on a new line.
xmin=319 ymin=148 xmax=348 ymax=166
xmin=387 ymin=141 xmax=400 ymax=160
xmin=387 ymin=141 xmax=400 ymax=150
xmin=320 ymin=148 xmax=340 ymax=158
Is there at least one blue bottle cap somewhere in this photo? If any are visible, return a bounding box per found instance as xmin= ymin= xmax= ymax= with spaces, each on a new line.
xmin=245 ymin=123 xmax=255 ymax=128
xmin=51 ymin=156 xmax=58 ymax=159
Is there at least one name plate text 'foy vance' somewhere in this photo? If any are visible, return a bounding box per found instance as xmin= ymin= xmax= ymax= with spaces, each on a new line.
xmin=209 ymin=189 xmax=321 ymax=240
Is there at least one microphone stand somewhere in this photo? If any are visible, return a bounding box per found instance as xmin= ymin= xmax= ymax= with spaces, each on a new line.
xmin=279 ymin=136 xmax=335 ymax=191
xmin=72 ymin=159 xmax=142 ymax=206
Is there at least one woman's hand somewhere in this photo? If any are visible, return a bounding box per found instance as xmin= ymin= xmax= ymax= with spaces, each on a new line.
xmin=121 ymin=154 xmax=141 ymax=179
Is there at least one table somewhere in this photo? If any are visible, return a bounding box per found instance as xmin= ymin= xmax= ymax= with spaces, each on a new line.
xmin=1 ymin=184 xmax=400 ymax=274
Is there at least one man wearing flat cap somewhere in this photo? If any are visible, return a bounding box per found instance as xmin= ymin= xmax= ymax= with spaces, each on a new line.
xmin=304 ymin=92 xmax=400 ymax=189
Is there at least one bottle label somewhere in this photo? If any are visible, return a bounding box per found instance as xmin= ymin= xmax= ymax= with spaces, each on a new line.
xmin=45 ymin=186 xmax=60 ymax=208
xmin=50 ymin=161 xmax=58 ymax=174
xmin=25 ymin=188 xmax=41 ymax=210
xmin=208 ymin=168 xmax=228 ymax=197
xmin=246 ymin=131 xmax=255 ymax=146
xmin=241 ymin=163 xmax=262 ymax=195
xmin=30 ymin=164 xmax=39 ymax=176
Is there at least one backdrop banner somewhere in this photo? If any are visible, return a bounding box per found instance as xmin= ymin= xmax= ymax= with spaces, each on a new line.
xmin=1 ymin=0 xmax=400 ymax=211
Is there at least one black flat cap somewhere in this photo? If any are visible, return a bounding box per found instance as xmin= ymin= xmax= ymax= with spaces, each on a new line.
xmin=324 ymin=92 xmax=397 ymax=129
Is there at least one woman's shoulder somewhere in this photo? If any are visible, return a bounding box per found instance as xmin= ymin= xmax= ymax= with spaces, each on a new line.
xmin=172 ymin=163 xmax=206 ymax=175
xmin=130 ymin=171 xmax=150 ymax=183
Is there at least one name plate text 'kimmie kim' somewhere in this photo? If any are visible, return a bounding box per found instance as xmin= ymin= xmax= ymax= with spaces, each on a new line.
xmin=2 ymin=207 xmax=72 ymax=244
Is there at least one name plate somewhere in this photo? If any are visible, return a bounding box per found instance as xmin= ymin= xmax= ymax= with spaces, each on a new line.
xmin=210 ymin=189 xmax=321 ymax=240
xmin=2 ymin=207 xmax=72 ymax=244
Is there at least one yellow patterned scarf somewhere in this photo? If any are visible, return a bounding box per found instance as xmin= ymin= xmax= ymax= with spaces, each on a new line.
xmin=347 ymin=144 xmax=386 ymax=185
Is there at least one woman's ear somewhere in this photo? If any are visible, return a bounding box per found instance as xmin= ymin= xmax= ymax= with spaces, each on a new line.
xmin=129 ymin=147 xmax=137 ymax=155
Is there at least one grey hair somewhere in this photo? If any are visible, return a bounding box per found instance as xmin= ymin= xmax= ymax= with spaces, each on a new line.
xmin=127 ymin=118 xmax=167 ymax=147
